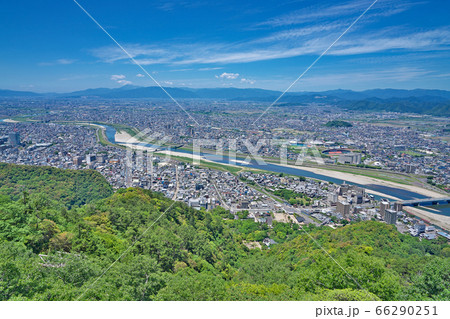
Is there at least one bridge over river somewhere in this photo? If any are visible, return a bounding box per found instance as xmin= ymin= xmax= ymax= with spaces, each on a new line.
xmin=399 ymin=197 xmax=450 ymax=207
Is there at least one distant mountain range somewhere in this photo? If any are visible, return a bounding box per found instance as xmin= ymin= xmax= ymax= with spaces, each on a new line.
xmin=0 ymin=89 xmax=41 ymax=97
xmin=1 ymin=86 xmax=449 ymax=116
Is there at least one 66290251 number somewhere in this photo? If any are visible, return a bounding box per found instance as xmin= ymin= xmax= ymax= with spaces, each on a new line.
xmin=375 ymin=306 xmax=437 ymax=316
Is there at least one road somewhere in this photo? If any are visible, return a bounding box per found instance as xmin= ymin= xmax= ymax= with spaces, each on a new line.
xmin=278 ymin=202 xmax=318 ymax=225
xmin=172 ymin=165 xmax=179 ymax=201
xmin=237 ymin=176 xmax=318 ymax=225
xmin=210 ymin=178 xmax=230 ymax=210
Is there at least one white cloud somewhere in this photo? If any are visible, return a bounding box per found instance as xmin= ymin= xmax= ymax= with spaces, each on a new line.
xmin=163 ymin=81 xmax=173 ymax=85
xmin=136 ymin=73 xmax=145 ymax=77
xmin=217 ymin=72 xmax=239 ymax=79
xmin=329 ymin=29 xmax=450 ymax=56
xmin=91 ymin=44 xmax=176 ymax=64
xmin=174 ymin=28 xmax=450 ymax=65
xmin=169 ymin=68 xmax=194 ymax=72
xmin=259 ymin=0 xmax=419 ymax=27
xmin=90 ymin=21 xmax=450 ymax=66
xmin=284 ymin=67 xmax=432 ymax=90
xmin=110 ymin=74 xmax=126 ymax=80
xmin=198 ymin=67 xmax=223 ymax=71
xmin=86 ymin=0 xmax=438 ymax=74
xmin=117 ymin=80 xmax=132 ymax=85
xmin=252 ymin=23 xmax=346 ymax=44
xmin=110 ymin=74 xmax=132 ymax=85
xmin=39 ymin=58 xmax=76 ymax=66
xmin=241 ymin=78 xmax=255 ymax=85
xmin=56 ymin=59 xmax=76 ymax=65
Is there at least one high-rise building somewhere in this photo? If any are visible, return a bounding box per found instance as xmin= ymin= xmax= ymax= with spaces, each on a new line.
xmin=86 ymin=154 xmax=96 ymax=165
xmin=384 ymin=209 xmax=397 ymax=224
xmin=337 ymin=201 xmax=351 ymax=218
xmin=328 ymin=193 xmax=338 ymax=204
xmin=380 ymin=200 xmax=390 ymax=218
xmin=393 ymin=202 xmax=403 ymax=212
xmin=356 ymin=194 xmax=363 ymax=204
xmin=339 ymin=183 xmax=349 ymax=195
xmin=8 ymin=132 xmax=20 ymax=146
xmin=337 ymin=153 xmax=362 ymax=165
xmin=96 ymin=155 xmax=106 ymax=164
xmin=405 ymin=164 xmax=416 ymax=174
xmin=73 ymin=156 xmax=83 ymax=166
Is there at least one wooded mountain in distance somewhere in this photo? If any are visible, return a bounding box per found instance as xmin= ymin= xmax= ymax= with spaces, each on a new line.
xmin=1 ymin=87 xmax=449 ymax=116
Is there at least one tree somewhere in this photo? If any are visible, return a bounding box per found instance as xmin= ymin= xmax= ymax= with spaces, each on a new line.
xmin=155 ymin=269 xmax=227 ymax=301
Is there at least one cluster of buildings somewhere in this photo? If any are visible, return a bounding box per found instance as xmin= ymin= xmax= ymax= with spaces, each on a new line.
xmin=0 ymin=99 xmax=449 ymax=242
xmin=11 ymin=98 xmax=446 ymax=192
xmin=124 ymin=154 xmax=276 ymax=216
xmin=0 ymin=131 xmax=20 ymax=149
xmin=0 ymin=122 xmax=128 ymax=187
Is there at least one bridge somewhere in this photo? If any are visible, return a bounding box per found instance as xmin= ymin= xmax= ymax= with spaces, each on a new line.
xmin=398 ymin=197 xmax=450 ymax=207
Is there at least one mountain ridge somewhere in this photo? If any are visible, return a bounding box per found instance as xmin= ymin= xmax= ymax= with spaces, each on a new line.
xmin=2 ymin=86 xmax=450 ymax=100
xmin=1 ymin=87 xmax=449 ymax=116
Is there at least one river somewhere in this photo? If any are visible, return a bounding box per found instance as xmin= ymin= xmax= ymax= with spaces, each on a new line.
xmin=97 ymin=123 xmax=429 ymax=201
xmin=2 ymin=119 xmax=449 ymax=213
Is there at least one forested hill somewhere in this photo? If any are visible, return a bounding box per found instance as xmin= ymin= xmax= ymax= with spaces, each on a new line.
xmin=0 ymin=183 xmax=448 ymax=301
xmin=0 ymin=163 xmax=113 ymax=207
xmin=1 ymin=87 xmax=450 ymax=117
xmin=337 ymin=98 xmax=450 ymax=117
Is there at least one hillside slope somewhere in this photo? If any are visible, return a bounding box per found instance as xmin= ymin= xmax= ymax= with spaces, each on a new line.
xmin=0 ymin=163 xmax=113 ymax=207
xmin=0 ymin=176 xmax=448 ymax=300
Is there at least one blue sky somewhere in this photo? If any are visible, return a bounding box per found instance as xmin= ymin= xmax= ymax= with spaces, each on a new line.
xmin=1 ymin=0 xmax=450 ymax=92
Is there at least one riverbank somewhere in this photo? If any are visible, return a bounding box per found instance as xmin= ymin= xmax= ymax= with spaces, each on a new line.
xmin=76 ymin=122 xmax=122 ymax=148
xmin=154 ymin=148 xmax=441 ymax=200
xmin=157 ymin=150 xmax=204 ymax=162
xmin=153 ymin=147 xmax=422 ymax=203
xmin=276 ymin=163 xmax=444 ymax=199
xmin=115 ymin=130 xmax=140 ymax=144
xmin=404 ymin=206 xmax=450 ymax=231
xmin=81 ymin=123 xmax=445 ymax=202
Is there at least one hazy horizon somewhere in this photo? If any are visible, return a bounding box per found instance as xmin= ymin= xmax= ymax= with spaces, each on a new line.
xmin=2 ymin=84 xmax=450 ymax=95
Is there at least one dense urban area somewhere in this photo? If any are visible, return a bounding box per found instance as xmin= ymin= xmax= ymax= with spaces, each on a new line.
xmin=0 ymin=97 xmax=449 ymax=301
xmin=1 ymin=98 xmax=449 ymax=235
